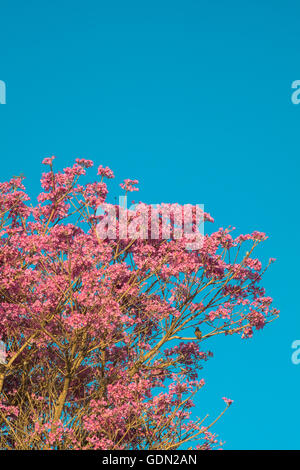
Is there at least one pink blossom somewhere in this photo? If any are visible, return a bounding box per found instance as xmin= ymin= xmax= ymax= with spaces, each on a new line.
xmin=0 ymin=156 xmax=278 ymax=450
xmin=120 ymin=178 xmax=139 ymax=192
xmin=42 ymin=155 xmax=55 ymax=165
xmin=222 ymin=397 xmax=234 ymax=406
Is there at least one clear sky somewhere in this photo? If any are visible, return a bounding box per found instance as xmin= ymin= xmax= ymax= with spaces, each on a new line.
xmin=0 ymin=0 xmax=299 ymax=449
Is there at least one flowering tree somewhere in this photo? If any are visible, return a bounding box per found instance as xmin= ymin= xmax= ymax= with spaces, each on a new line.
xmin=0 ymin=157 xmax=279 ymax=450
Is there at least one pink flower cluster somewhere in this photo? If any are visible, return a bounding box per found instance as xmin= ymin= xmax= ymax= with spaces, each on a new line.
xmin=120 ymin=178 xmax=139 ymax=192
xmin=97 ymin=165 xmax=115 ymax=179
xmin=0 ymin=157 xmax=279 ymax=450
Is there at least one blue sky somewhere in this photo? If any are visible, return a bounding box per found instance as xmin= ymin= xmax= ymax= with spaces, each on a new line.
xmin=0 ymin=0 xmax=299 ymax=449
